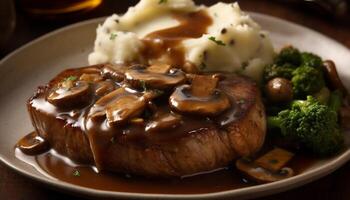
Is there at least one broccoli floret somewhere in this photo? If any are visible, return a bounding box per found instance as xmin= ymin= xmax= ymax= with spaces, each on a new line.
xmin=301 ymin=52 xmax=323 ymax=69
xmin=268 ymin=96 xmax=344 ymax=156
xmin=263 ymin=63 xmax=295 ymax=82
xmin=263 ymin=46 xmax=328 ymax=100
xmin=275 ymin=46 xmax=302 ymax=66
xmin=291 ymin=66 xmax=325 ymax=98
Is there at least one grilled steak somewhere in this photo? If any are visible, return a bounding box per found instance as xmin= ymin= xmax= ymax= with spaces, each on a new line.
xmin=27 ymin=64 xmax=266 ymax=177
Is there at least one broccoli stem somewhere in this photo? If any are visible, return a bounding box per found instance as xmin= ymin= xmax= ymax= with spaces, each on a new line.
xmin=328 ymin=90 xmax=342 ymax=112
xmin=267 ymin=116 xmax=281 ymax=129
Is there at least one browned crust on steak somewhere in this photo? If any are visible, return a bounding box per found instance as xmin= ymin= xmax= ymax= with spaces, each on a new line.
xmin=27 ymin=67 xmax=266 ymax=177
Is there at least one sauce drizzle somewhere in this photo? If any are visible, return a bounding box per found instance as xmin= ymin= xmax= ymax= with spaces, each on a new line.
xmin=142 ymin=10 xmax=213 ymax=67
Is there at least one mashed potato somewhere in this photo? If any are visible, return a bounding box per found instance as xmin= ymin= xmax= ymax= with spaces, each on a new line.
xmin=88 ymin=0 xmax=274 ymax=81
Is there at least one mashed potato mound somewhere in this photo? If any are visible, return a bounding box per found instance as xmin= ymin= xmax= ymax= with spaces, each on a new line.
xmin=88 ymin=0 xmax=274 ymax=81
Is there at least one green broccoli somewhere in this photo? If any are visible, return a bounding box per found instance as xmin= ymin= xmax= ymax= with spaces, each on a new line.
xmin=275 ymin=46 xmax=302 ymax=66
xmin=263 ymin=63 xmax=295 ymax=82
xmin=291 ymin=66 xmax=325 ymax=98
xmin=263 ymin=47 xmax=326 ymax=99
xmin=301 ymin=52 xmax=323 ymax=69
xmin=267 ymin=95 xmax=344 ymax=156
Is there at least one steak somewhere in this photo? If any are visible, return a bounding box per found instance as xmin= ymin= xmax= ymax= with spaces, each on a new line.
xmin=27 ymin=64 xmax=266 ymax=177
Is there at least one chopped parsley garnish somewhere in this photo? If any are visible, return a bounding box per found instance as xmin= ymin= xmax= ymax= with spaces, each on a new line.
xmin=158 ymin=0 xmax=167 ymax=4
xmin=110 ymin=33 xmax=118 ymax=40
xmin=73 ymin=169 xmax=80 ymax=177
xmin=208 ymin=36 xmax=226 ymax=46
xmin=65 ymin=76 xmax=77 ymax=81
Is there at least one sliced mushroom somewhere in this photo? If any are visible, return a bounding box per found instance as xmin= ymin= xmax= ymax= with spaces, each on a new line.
xmin=265 ymin=78 xmax=293 ymax=103
xmin=88 ymin=87 xmax=153 ymax=126
xmin=80 ymin=66 xmax=102 ymax=74
xmin=101 ymin=64 xmax=128 ymax=82
xmin=47 ymin=80 xmax=91 ymax=108
xmin=17 ymin=132 xmax=50 ymax=155
xmin=146 ymin=112 xmax=182 ymax=132
xmin=236 ymin=148 xmax=295 ymax=183
xmin=255 ymin=148 xmax=294 ymax=172
xmin=79 ymin=73 xmax=103 ymax=82
xmin=105 ymin=94 xmax=146 ymax=126
xmin=95 ymin=80 xmax=116 ymax=96
xmin=323 ymin=60 xmax=347 ymax=94
xmin=125 ymin=64 xmax=186 ymax=90
xmin=236 ymin=159 xmax=294 ymax=183
xmin=169 ymin=75 xmax=230 ymax=116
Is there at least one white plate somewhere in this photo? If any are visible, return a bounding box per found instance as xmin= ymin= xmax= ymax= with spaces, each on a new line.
xmin=0 ymin=13 xmax=349 ymax=200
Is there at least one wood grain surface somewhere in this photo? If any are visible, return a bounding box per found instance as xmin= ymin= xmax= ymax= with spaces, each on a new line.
xmin=0 ymin=0 xmax=349 ymax=199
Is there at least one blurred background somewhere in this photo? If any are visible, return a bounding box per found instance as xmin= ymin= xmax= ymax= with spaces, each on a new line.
xmin=0 ymin=0 xmax=349 ymax=59
xmin=0 ymin=0 xmax=350 ymax=200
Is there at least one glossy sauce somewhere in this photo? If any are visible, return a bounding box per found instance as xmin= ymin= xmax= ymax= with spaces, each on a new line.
xmin=142 ymin=10 xmax=213 ymax=67
xmin=15 ymin=146 xmax=317 ymax=194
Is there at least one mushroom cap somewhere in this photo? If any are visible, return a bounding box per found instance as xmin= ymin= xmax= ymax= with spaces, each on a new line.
xmin=169 ymin=84 xmax=231 ymax=116
xmin=265 ymin=77 xmax=293 ymax=103
xmin=16 ymin=131 xmax=50 ymax=155
xmin=47 ymin=81 xmax=91 ymax=108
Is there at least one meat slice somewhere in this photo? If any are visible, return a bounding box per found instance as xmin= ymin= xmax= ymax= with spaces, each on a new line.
xmin=27 ymin=65 xmax=266 ymax=177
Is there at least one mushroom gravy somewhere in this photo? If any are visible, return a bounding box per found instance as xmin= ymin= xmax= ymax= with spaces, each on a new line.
xmin=142 ymin=10 xmax=213 ymax=67
xmin=21 ymin=64 xmax=255 ymax=169
xmin=15 ymin=144 xmax=317 ymax=194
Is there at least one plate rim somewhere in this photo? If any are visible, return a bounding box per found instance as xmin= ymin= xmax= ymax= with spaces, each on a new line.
xmin=0 ymin=12 xmax=350 ymax=199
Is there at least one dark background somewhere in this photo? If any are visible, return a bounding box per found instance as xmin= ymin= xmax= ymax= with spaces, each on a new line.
xmin=1 ymin=0 xmax=350 ymax=199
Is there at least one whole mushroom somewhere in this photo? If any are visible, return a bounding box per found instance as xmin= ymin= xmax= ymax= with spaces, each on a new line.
xmin=265 ymin=77 xmax=293 ymax=103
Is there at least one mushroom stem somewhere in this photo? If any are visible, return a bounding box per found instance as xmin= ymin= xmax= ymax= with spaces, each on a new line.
xmin=191 ymin=75 xmax=219 ymax=97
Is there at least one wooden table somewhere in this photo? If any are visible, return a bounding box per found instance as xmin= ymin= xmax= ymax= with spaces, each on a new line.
xmin=1 ymin=0 xmax=349 ymax=199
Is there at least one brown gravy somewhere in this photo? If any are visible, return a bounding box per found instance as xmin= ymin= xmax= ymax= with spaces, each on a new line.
xmin=15 ymin=147 xmax=316 ymax=194
xmin=142 ymin=10 xmax=212 ymax=67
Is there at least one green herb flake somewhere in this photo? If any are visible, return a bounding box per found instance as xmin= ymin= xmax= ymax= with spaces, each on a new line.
xmin=65 ymin=76 xmax=77 ymax=81
xmin=110 ymin=33 xmax=118 ymax=40
xmin=73 ymin=169 xmax=80 ymax=177
xmin=158 ymin=0 xmax=167 ymax=4
xmin=208 ymin=36 xmax=226 ymax=46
